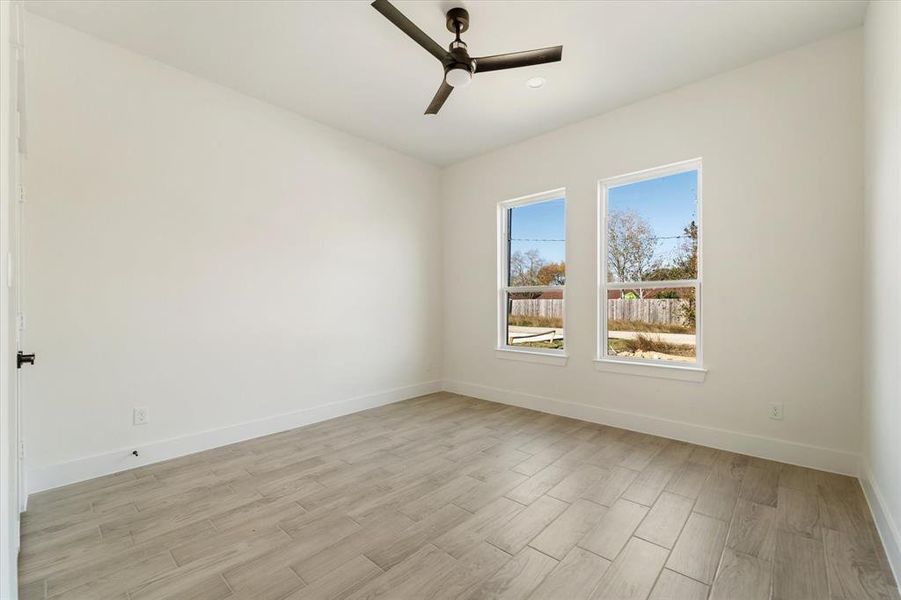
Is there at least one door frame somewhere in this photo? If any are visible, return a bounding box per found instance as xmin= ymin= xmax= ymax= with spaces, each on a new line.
xmin=1 ymin=1 xmax=26 ymax=597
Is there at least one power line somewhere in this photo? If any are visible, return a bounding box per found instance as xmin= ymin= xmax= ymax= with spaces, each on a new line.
xmin=511 ymin=235 xmax=690 ymax=242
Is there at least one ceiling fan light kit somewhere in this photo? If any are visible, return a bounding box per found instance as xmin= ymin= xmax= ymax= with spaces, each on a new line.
xmin=445 ymin=67 xmax=473 ymax=88
xmin=371 ymin=0 xmax=563 ymax=115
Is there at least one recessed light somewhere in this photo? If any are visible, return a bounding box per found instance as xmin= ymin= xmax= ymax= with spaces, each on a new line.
xmin=526 ymin=77 xmax=546 ymax=89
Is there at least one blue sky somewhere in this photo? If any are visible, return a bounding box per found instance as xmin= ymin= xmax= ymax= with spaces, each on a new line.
xmin=509 ymin=198 xmax=565 ymax=263
xmin=609 ymin=170 xmax=698 ymax=264
xmin=508 ymin=170 xmax=697 ymax=267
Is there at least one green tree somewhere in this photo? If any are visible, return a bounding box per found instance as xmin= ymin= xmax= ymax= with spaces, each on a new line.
xmin=537 ymin=261 xmax=565 ymax=286
xmin=644 ymin=221 xmax=698 ymax=326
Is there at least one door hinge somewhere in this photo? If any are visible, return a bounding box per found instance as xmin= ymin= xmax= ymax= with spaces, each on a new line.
xmin=16 ymin=312 xmax=25 ymax=332
xmin=17 ymin=183 xmax=25 ymax=203
xmin=18 ymin=440 xmax=25 ymax=461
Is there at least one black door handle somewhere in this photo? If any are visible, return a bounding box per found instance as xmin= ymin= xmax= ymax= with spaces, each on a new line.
xmin=17 ymin=351 xmax=35 ymax=368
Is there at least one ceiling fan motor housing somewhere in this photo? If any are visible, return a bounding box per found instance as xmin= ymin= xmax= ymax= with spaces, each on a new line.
xmin=446 ymin=47 xmax=473 ymax=73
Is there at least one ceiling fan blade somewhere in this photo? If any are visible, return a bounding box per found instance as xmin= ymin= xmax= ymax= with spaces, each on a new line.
xmin=371 ymin=0 xmax=449 ymax=62
xmin=425 ymin=80 xmax=453 ymax=115
xmin=474 ymin=45 xmax=563 ymax=73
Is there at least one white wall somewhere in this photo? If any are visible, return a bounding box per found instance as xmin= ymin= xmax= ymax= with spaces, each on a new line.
xmin=22 ymin=15 xmax=442 ymax=492
xmin=862 ymin=0 xmax=901 ymax=580
xmin=442 ymin=31 xmax=864 ymax=475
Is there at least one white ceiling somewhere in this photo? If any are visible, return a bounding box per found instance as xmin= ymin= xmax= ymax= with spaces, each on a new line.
xmin=25 ymin=0 xmax=867 ymax=165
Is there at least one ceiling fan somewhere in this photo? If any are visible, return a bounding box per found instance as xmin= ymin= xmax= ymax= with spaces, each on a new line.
xmin=371 ymin=0 xmax=563 ymax=115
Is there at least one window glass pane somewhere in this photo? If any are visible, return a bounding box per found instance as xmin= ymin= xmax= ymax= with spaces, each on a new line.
xmin=607 ymin=170 xmax=698 ymax=283
xmin=606 ymin=286 xmax=696 ymax=362
xmin=508 ymin=198 xmax=565 ymax=286
xmin=507 ymin=290 xmax=564 ymax=350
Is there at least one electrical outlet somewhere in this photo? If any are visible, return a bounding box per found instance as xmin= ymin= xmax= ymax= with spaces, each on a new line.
xmin=133 ymin=407 xmax=148 ymax=426
xmin=768 ymin=403 xmax=784 ymax=420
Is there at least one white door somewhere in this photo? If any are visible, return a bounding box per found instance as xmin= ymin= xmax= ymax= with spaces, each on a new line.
xmin=1 ymin=3 xmax=27 ymax=597
xmin=11 ymin=0 xmax=29 ymax=515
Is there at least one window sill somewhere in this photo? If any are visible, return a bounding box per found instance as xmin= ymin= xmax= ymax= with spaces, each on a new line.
xmin=496 ymin=348 xmax=568 ymax=366
xmin=593 ymin=358 xmax=706 ymax=382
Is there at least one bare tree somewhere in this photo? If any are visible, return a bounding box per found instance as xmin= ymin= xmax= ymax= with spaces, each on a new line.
xmin=607 ymin=209 xmax=660 ymax=297
xmin=509 ymin=248 xmax=546 ymax=287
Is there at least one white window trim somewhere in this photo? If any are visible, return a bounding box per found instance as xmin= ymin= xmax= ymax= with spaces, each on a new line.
xmin=597 ymin=158 xmax=705 ymax=379
xmin=497 ymin=188 xmax=567 ymax=363
xmin=496 ymin=348 xmax=568 ymax=366
xmin=593 ymin=358 xmax=706 ymax=382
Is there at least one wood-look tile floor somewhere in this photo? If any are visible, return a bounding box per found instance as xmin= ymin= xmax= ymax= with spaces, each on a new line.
xmin=19 ymin=393 xmax=900 ymax=600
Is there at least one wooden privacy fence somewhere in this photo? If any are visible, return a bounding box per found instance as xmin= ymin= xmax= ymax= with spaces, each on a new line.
xmin=510 ymin=298 xmax=564 ymax=320
xmin=607 ymin=298 xmax=689 ymax=325
xmin=510 ymin=298 xmax=689 ymax=325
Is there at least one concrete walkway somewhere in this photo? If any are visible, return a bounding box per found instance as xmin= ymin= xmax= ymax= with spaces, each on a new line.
xmin=508 ymin=326 xmax=564 ymax=344
xmin=608 ymin=330 xmax=696 ymax=346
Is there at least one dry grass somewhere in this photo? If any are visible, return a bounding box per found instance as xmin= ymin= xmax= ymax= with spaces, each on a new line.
xmin=508 ymin=315 xmax=563 ymax=329
xmin=609 ymin=334 xmax=695 ymax=357
xmin=607 ymin=319 xmax=693 ymax=335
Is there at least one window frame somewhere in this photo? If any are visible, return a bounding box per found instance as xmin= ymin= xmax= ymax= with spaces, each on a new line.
xmin=596 ymin=159 xmax=705 ymax=377
xmin=497 ymin=188 xmax=567 ymax=363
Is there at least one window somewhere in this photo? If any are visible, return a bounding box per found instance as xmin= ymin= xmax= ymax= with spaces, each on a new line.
xmin=498 ymin=190 xmax=566 ymax=359
xmin=598 ymin=160 xmax=702 ymax=371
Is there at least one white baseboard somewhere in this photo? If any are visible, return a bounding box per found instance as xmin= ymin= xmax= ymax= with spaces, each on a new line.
xmin=442 ymin=379 xmax=860 ymax=476
xmin=860 ymin=462 xmax=901 ymax=585
xmin=26 ymin=380 xmax=442 ymax=496
xmin=27 ymin=377 xmax=863 ymax=494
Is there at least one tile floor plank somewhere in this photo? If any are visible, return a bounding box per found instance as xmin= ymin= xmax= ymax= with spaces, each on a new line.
xmin=776 ymin=485 xmax=821 ymax=539
xmin=726 ymin=498 xmax=778 ymax=561
xmin=589 ymin=537 xmax=668 ymax=600
xmin=773 ymin=530 xmax=829 ymax=600
xmin=469 ymin=547 xmax=558 ymax=600
xmin=634 ymin=491 xmax=694 ymax=550
xmin=648 ymin=568 xmax=710 ymax=600
xmin=546 ymin=464 xmax=609 ymax=504
xmin=529 ymin=547 xmax=611 ymax=600
xmin=284 ymin=555 xmax=383 ymax=600
xmin=434 ymin=497 xmax=524 ymax=559
xmin=666 ymin=512 xmax=729 ymax=584
xmin=529 ymin=499 xmax=608 ymax=560
xmin=582 ymin=466 xmax=639 ymax=507
xmin=579 ymin=499 xmax=649 ymax=560
xmin=709 ymin=548 xmax=772 ymax=600
xmin=486 ymin=495 xmax=568 ymax=555
xmin=823 ymin=527 xmax=901 ymax=600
